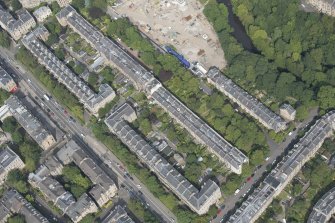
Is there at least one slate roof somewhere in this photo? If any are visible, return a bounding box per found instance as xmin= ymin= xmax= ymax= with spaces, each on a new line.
xmin=105 ymin=103 xmax=221 ymax=214
xmin=6 ymin=96 xmax=55 ymax=149
xmin=102 ymin=205 xmax=135 ymax=223
xmin=227 ymin=111 xmax=335 ymax=223
xmin=308 ymin=187 xmax=335 ymax=223
xmin=56 ymin=6 xmax=247 ymax=174
xmin=207 ymin=67 xmax=287 ymax=132
xmin=21 ymin=27 xmax=115 ymax=113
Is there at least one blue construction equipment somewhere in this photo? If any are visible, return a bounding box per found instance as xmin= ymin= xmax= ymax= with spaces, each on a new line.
xmin=165 ymin=46 xmax=191 ymax=68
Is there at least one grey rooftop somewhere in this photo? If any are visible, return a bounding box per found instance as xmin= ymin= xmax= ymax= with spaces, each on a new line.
xmin=227 ymin=111 xmax=335 ymax=223
xmin=308 ymin=186 xmax=335 ymax=223
xmin=105 ymin=103 xmax=221 ymax=215
xmin=0 ymin=5 xmax=36 ymax=40
xmin=56 ymin=140 xmax=117 ymax=207
xmin=57 ymin=140 xmax=116 ymax=188
xmin=0 ymin=66 xmax=15 ymax=89
xmin=56 ymin=6 xmax=248 ymax=174
xmin=1 ymin=190 xmax=49 ymax=223
xmin=21 ymin=27 xmax=115 ymax=114
xmin=0 ymin=146 xmax=22 ymax=171
xmin=102 ymin=205 xmax=135 ymax=223
xmin=151 ymin=86 xmax=248 ymax=173
xmin=56 ymin=6 xmax=153 ymax=90
xmin=207 ymin=67 xmax=287 ymax=132
xmin=29 ymin=173 xmax=76 ymax=213
xmin=6 ymin=96 xmax=55 ymax=150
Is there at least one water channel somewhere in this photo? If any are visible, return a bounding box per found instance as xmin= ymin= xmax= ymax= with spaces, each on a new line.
xmin=217 ymin=0 xmax=259 ymax=53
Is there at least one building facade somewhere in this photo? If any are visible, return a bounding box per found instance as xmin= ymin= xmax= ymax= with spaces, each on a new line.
xmin=6 ymin=96 xmax=56 ymax=150
xmin=105 ymin=103 xmax=222 ymax=215
xmin=0 ymin=66 xmax=17 ymax=93
xmin=33 ymin=6 xmax=52 ymax=23
xmin=0 ymin=146 xmax=25 ymax=184
xmin=308 ymin=186 xmax=335 ymax=223
xmin=56 ymin=140 xmax=118 ymax=207
xmin=22 ymin=27 xmax=116 ymax=116
xmin=102 ymin=205 xmax=135 ymax=223
xmin=0 ymin=6 xmax=36 ymax=40
xmin=279 ymin=103 xmax=296 ymax=121
xmin=1 ymin=190 xmax=49 ymax=223
xmin=227 ymin=111 xmax=335 ymax=223
xmin=29 ymin=165 xmax=98 ymax=223
xmin=207 ymin=67 xmax=287 ymax=132
xmin=56 ymin=6 xmax=248 ymax=175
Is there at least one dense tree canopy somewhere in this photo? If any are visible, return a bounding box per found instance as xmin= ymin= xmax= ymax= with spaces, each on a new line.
xmin=0 ymin=29 xmax=11 ymax=48
xmin=6 ymin=169 xmax=28 ymax=194
xmin=204 ymin=0 xmax=335 ymax=121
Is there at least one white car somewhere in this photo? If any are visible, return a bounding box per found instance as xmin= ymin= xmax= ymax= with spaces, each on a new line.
xmin=136 ymin=184 xmax=141 ymax=189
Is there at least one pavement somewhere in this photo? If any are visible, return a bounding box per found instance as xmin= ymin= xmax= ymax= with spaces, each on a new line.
xmin=0 ymin=46 xmax=176 ymax=223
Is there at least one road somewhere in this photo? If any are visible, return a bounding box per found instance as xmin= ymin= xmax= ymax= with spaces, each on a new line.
xmin=212 ymin=109 xmax=319 ymax=223
xmin=0 ymin=47 xmax=176 ymax=223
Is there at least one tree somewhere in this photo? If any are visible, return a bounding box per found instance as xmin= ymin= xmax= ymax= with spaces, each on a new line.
xmin=139 ymin=118 xmax=152 ymax=135
xmin=8 ymin=214 xmax=26 ymax=223
xmin=72 ymin=0 xmax=86 ymax=10
xmin=318 ymin=85 xmax=335 ymax=110
xmin=50 ymin=1 xmax=61 ymax=13
xmin=1 ymin=117 xmax=18 ymax=133
xmin=0 ymin=89 xmax=10 ymax=105
xmin=250 ymin=149 xmax=265 ymax=165
xmin=0 ymin=31 xmax=11 ymax=48
xmin=87 ymin=73 xmax=99 ymax=89
xmin=19 ymin=143 xmax=41 ymax=172
xmin=88 ymin=7 xmax=104 ymax=19
xmin=12 ymin=131 xmax=23 ymax=144
xmin=62 ymin=166 xmax=91 ymax=191
xmin=11 ymin=0 xmax=22 ymax=11
xmin=6 ymin=169 xmax=28 ymax=194
xmin=79 ymin=214 xmax=95 ymax=223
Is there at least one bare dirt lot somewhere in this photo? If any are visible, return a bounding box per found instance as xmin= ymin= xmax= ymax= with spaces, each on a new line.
xmin=112 ymin=0 xmax=227 ymax=70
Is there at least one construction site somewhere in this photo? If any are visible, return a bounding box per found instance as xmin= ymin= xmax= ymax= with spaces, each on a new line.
xmin=112 ymin=0 xmax=227 ymax=70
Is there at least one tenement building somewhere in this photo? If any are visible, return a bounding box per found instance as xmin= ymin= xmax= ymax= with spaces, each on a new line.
xmin=6 ymin=96 xmax=56 ymax=150
xmin=227 ymin=111 xmax=335 ymax=223
xmin=279 ymin=103 xmax=296 ymax=121
xmin=102 ymin=205 xmax=135 ymax=223
xmin=57 ymin=6 xmax=248 ymax=175
xmin=105 ymin=103 xmax=222 ymax=215
xmin=0 ymin=66 xmax=17 ymax=93
xmin=207 ymin=67 xmax=287 ymax=132
xmin=0 ymin=146 xmax=25 ymax=184
xmin=22 ymin=27 xmax=116 ymax=116
xmin=0 ymin=5 xmax=35 ymax=40
xmin=56 ymin=140 xmax=118 ymax=207
xmin=308 ymin=186 xmax=335 ymax=223
xmin=33 ymin=6 xmax=52 ymax=23
xmin=29 ymin=165 xmax=98 ymax=223
xmin=1 ymin=189 xmax=49 ymax=223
